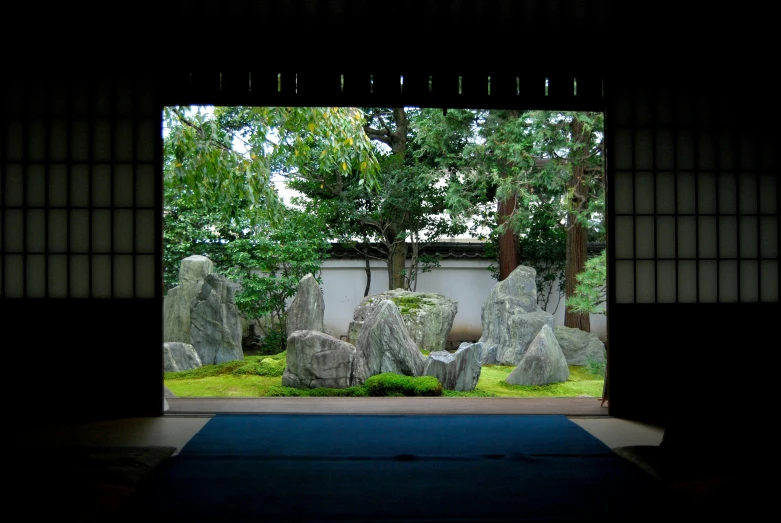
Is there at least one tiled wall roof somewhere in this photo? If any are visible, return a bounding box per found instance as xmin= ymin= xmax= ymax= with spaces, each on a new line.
xmin=327 ymin=241 xmax=605 ymax=260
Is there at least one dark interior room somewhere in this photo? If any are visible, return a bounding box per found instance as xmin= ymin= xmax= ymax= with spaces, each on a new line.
xmin=2 ymin=1 xmax=778 ymax=521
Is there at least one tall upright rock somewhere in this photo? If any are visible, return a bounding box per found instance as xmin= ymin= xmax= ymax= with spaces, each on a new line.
xmin=190 ymin=273 xmax=244 ymax=365
xmin=476 ymin=265 xmax=555 ymax=365
xmin=355 ymin=299 xmax=427 ymax=377
xmin=163 ymin=255 xmax=213 ymax=344
xmin=163 ymin=255 xmax=243 ymax=366
xmin=286 ymin=273 xmax=325 ymax=335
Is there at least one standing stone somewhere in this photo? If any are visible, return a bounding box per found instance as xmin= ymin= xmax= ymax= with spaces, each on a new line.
xmin=282 ymin=330 xmax=368 ymax=389
xmin=163 ymin=342 xmax=203 ymax=372
xmin=424 ymin=343 xmax=482 ymax=391
xmin=286 ymin=273 xmax=325 ymax=335
xmin=478 ymin=265 xmax=555 ymax=365
xmin=355 ymin=299 xmax=427 ymax=377
xmin=554 ymin=325 xmax=606 ymax=365
xmin=190 ymin=273 xmax=244 ymax=365
xmin=506 ymin=324 xmax=569 ymax=386
xmin=348 ymin=289 xmax=457 ymax=352
xmin=163 ymin=255 xmax=214 ymax=344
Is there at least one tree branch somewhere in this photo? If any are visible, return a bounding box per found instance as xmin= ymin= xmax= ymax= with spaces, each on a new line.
xmin=363 ymin=126 xmax=392 ymax=146
xmin=171 ymin=108 xmax=233 ymax=153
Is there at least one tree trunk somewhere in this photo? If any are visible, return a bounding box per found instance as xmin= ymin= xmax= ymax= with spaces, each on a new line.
xmin=363 ymin=242 xmax=371 ymax=297
xmin=497 ymin=194 xmax=520 ymax=280
xmin=388 ymin=108 xmax=409 ymax=289
xmin=387 ymin=237 xmax=407 ymax=290
xmin=390 ymin=108 xmax=408 ymax=156
xmin=564 ymin=210 xmax=590 ymax=331
xmin=564 ymin=116 xmax=591 ymax=331
xmin=365 ymin=108 xmax=410 ymax=290
xmin=495 ymin=110 xmax=522 ymax=281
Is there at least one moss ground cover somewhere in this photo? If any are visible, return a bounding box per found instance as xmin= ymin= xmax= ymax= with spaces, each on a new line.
xmin=165 ymin=351 xmax=605 ymax=398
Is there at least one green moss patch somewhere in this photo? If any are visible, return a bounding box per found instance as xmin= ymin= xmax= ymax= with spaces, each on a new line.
xmin=469 ymin=364 xmax=603 ymax=398
xmin=364 ymin=373 xmax=442 ymax=397
xmin=164 ymin=375 xmax=282 ymax=397
xmin=388 ymin=295 xmax=427 ymax=315
xmin=264 ymin=384 xmax=369 ymax=397
xmin=165 ymin=352 xmax=287 ymax=380
xmin=231 ymin=357 xmax=286 ymax=377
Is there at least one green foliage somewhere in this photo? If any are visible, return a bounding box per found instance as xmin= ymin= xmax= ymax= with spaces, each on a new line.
xmin=164 ymin=360 xmax=604 ymax=398
xmin=483 ymin=200 xmax=567 ymax=309
xmin=220 ymin=209 xmax=332 ymax=351
xmin=264 ymin=384 xmax=369 ymax=397
xmin=165 ymin=353 xmax=286 ymax=380
xmin=253 ymin=328 xmax=289 ymax=356
xmin=163 ymin=106 xmax=380 ymax=227
xmin=363 ymin=373 xmax=443 ymax=397
xmin=458 ymin=364 xmax=604 ymax=398
xmin=164 ymin=374 xmax=282 ymax=397
xmin=417 ymin=109 xmax=604 ymax=306
xmin=288 ymin=107 xmax=469 ymax=291
xmin=230 ymin=362 xmax=263 ymax=376
xmin=389 ymin=295 xmax=424 ymax=314
xmin=441 ymin=388 xmax=497 ymax=397
xmin=163 ymin=108 xmax=334 ymax=355
xmin=163 ymin=180 xmax=331 ymax=352
xmin=162 ymin=185 xmax=253 ymax=291
xmin=582 ymin=358 xmax=607 ymax=379
xmin=493 ymin=364 xmax=604 ymax=398
xmin=565 ymin=249 xmax=607 ymax=315
xmin=231 ymin=357 xmax=286 ymax=377
xmin=257 ymin=357 xmax=287 ymax=377
xmin=517 ymin=202 xmax=567 ymax=311
xmin=165 ymin=359 xmax=247 ymax=380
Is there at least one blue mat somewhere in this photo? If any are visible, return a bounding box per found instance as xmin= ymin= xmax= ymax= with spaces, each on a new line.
xmin=177 ymin=414 xmax=614 ymax=459
xmin=132 ymin=414 xmax=677 ymax=522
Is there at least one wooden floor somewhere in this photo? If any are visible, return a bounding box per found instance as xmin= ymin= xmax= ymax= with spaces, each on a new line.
xmin=166 ymin=397 xmax=611 ymax=416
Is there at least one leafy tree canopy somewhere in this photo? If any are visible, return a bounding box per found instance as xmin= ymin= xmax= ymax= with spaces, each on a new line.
xmin=413 ymin=108 xmax=605 ymax=311
xmin=163 ymin=106 xmax=381 ymax=226
xmin=565 ymin=249 xmax=607 ymax=315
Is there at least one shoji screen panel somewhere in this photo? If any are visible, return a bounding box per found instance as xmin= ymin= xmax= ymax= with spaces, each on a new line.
xmin=0 ymin=72 xmax=163 ymax=423
xmin=1 ymin=74 xmax=160 ymax=300
xmin=606 ymin=74 xmax=779 ymax=424
xmin=608 ymin=83 xmax=778 ymax=306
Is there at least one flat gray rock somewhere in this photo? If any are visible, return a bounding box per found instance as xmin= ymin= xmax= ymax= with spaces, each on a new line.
xmin=554 ymin=325 xmax=606 ymax=365
xmin=424 ymin=343 xmax=482 ymax=391
xmin=283 ymin=330 xmax=367 ymax=389
xmin=163 ymin=342 xmax=203 ymax=372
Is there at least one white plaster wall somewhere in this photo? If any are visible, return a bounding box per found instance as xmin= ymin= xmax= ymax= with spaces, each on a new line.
xmin=318 ymin=259 xmax=607 ymax=343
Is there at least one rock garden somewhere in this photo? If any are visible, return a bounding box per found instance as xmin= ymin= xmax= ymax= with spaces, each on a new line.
xmin=164 ymin=255 xmax=606 ymax=398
